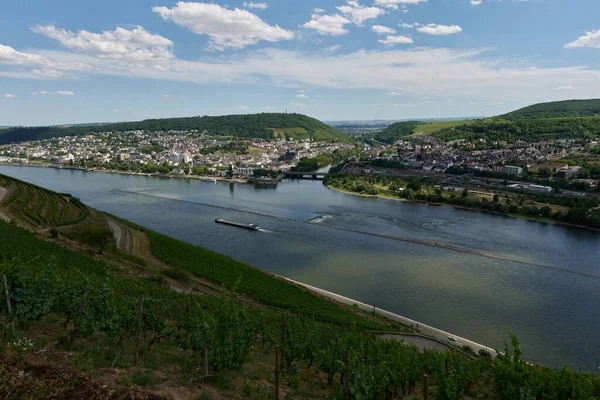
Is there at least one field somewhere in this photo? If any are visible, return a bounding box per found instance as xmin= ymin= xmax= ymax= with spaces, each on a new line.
xmin=412 ymin=120 xmax=472 ymax=136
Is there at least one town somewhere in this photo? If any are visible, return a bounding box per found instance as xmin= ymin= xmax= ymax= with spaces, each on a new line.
xmin=0 ymin=129 xmax=354 ymax=178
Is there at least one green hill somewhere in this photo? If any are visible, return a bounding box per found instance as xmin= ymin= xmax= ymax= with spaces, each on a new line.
xmin=0 ymin=113 xmax=349 ymax=144
xmin=499 ymin=99 xmax=600 ymax=120
xmin=431 ymin=116 xmax=600 ymax=143
xmin=373 ymin=121 xmax=419 ymax=144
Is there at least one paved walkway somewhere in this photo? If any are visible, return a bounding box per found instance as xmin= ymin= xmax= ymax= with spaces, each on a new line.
xmin=107 ymin=220 xmax=121 ymax=249
xmin=284 ymin=278 xmax=497 ymax=357
xmin=0 ymin=186 xmax=11 ymax=223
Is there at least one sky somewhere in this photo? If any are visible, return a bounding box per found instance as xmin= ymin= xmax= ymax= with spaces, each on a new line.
xmin=1 ymin=0 xmax=600 ymax=126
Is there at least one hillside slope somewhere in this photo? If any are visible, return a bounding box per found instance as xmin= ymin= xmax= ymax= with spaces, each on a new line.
xmin=373 ymin=121 xmax=419 ymax=144
xmin=499 ymin=99 xmax=600 ymax=120
xmin=1 ymin=173 xmax=600 ymax=399
xmin=0 ymin=113 xmax=349 ymax=144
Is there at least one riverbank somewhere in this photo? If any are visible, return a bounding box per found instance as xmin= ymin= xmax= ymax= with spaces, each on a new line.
xmin=0 ymin=162 xmax=250 ymax=184
xmin=325 ymin=182 xmax=600 ymax=232
xmin=283 ymin=277 xmax=497 ymax=356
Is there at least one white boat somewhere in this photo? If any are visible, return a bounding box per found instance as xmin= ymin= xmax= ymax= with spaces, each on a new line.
xmin=203 ymin=178 xmax=217 ymax=183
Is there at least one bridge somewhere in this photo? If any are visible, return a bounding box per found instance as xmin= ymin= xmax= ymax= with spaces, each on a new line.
xmin=283 ymin=171 xmax=329 ymax=180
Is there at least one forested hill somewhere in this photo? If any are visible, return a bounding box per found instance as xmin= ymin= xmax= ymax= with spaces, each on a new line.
xmin=373 ymin=121 xmax=419 ymax=144
xmin=499 ymin=99 xmax=600 ymax=119
xmin=0 ymin=113 xmax=349 ymax=144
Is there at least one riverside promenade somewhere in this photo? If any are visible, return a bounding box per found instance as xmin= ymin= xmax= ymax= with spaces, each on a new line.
xmin=284 ymin=278 xmax=498 ymax=357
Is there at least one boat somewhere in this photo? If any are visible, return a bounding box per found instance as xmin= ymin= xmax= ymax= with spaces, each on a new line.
xmin=215 ymin=218 xmax=260 ymax=231
xmin=203 ymin=178 xmax=217 ymax=183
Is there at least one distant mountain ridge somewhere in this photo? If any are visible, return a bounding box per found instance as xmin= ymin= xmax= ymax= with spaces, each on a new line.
xmin=0 ymin=113 xmax=349 ymax=144
xmin=499 ymin=99 xmax=600 ymax=120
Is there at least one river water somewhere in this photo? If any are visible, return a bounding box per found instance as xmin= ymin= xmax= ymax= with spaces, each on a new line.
xmin=2 ymin=165 xmax=599 ymax=370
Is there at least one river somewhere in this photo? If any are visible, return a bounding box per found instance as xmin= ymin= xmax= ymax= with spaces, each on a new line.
xmin=2 ymin=165 xmax=600 ymax=371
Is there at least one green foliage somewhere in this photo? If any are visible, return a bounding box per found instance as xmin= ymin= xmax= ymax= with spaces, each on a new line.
xmin=163 ymin=267 xmax=191 ymax=283
xmin=500 ymin=99 xmax=600 ymax=119
xmin=291 ymin=148 xmax=359 ymax=172
xmin=374 ymin=121 xmax=419 ymax=144
xmin=79 ymin=226 xmax=115 ymax=254
xmin=0 ymin=113 xmax=349 ymax=144
xmin=433 ymin=116 xmax=600 ymax=143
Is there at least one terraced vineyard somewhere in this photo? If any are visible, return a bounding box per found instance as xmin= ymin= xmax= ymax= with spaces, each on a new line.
xmin=0 ymin=173 xmax=89 ymax=227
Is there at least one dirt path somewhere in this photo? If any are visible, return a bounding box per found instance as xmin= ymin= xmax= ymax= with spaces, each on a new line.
xmin=107 ymin=220 xmax=121 ymax=248
xmin=0 ymin=186 xmax=11 ymax=223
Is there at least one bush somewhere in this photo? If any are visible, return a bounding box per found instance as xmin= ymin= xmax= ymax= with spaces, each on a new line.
xmin=163 ymin=267 xmax=191 ymax=283
xmin=78 ymin=226 xmax=115 ymax=254
xmin=49 ymin=228 xmax=58 ymax=238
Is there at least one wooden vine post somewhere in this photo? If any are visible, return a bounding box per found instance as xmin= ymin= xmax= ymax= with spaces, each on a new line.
xmin=423 ymin=374 xmax=429 ymax=400
xmin=134 ymin=296 xmax=144 ymax=366
xmin=344 ymin=350 xmax=350 ymax=400
xmin=2 ymin=274 xmax=15 ymax=334
xmin=275 ymin=345 xmax=280 ymax=400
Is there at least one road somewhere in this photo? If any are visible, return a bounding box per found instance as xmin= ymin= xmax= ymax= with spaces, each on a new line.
xmin=284 ymin=278 xmax=497 ymax=357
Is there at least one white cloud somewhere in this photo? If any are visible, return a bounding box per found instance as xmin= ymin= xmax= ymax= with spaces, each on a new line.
xmin=297 ymin=89 xmax=305 ymax=93
xmin=313 ymin=8 xmax=325 ymax=13
xmin=387 ymin=91 xmax=402 ymax=96
xmin=416 ymin=24 xmax=462 ymax=35
xmin=297 ymin=93 xmax=308 ymax=98
xmin=555 ymin=85 xmax=574 ymax=91
xmin=471 ymin=0 xmax=482 ymax=5
xmin=374 ymin=0 xmax=427 ymax=10
xmin=378 ymin=35 xmax=414 ymax=45
xmin=336 ymin=1 xmax=385 ymax=26
xmin=31 ymin=25 xmax=174 ymax=61
xmin=153 ymin=2 xmax=294 ymax=50
xmin=31 ymin=68 xmax=64 ymax=78
xmin=263 ymin=106 xmax=275 ymax=110
xmin=399 ymin=23 xmax=415 ymax=28
xmin=302 ymin=14 xmax=352 ymax=36
xmin=292 ymin=102 xmax=307 ymax=107
xmin=32 ymin=90 xmax=75 ymax=96
xmin=4 ymin=94 xmax=15 ymax=99
xmin=372 ymin=25 xmax=396 ymax=35
xmin=243 ymin=2 xmax=268 ymax=9
xmin=0 ymin=44 xmax=49 ymax=65
xmin=565 ymin=30 xmax=600 ymax=49
xmin=238 ymin=105 xmax=250 ymax=110
xmin=5 ymin=45 xmax=600 ymax=109
xmin=325 ymin=44 xmax=342 ymax=52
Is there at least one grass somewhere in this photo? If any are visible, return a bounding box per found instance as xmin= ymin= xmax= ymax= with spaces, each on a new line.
xmin=412 ymin=120 xmax=472 ymax=136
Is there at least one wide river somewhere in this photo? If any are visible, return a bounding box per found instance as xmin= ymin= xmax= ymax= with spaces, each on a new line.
xmin=1 ymin=165 xmax=599 ymax=370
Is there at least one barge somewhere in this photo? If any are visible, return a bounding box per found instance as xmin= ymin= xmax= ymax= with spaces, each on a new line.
xmin=215 ymin=218 xmax=260 ymax=231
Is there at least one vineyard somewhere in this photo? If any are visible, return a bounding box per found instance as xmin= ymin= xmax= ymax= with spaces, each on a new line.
xmin=0 ymin=174 xmax=89 ymax=227
xmin=2 ymin=219 xmax=600 ymax=399
xmin=1 ymin=179 xmax=600 ymax=399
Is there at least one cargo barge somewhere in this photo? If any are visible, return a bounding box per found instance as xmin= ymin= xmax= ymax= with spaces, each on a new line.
xmin=215 ymin=218 xmax=260 ymax=231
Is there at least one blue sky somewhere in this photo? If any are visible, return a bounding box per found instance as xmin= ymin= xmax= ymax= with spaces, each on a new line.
xmin=1 ymin=0 xmax=600 ymax=126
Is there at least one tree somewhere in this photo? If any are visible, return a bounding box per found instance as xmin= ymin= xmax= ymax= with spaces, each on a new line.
xmin=462 ymin=188 xmax=469 ymax=198
xmin=79 ymin=226 xmax=114 ymax=254
xmin=406 ymin=180 xmax=422 ymax=192
xmin=493 ymin=194 xmax=500 ymax=203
